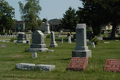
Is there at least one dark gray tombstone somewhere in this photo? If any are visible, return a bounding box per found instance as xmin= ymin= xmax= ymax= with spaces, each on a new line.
xmin=50 ymin=31 xmax=58 ymax=47
xmin=17 ymin=32 xmax=26 ymax=43
xmin=28 ymin=30 xmax=48 ymax=52
xmin=72 ymin=24 xmax=92 ymax=57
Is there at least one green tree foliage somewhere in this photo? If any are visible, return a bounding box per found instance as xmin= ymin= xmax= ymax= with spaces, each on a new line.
xmin=18 ymin=0 xmax=42 ymax=31
xmin=61 ymin=7 xmax=78 ymax=33
xmin=42 ymin=18 xmax=47 ymax=22
xmin=77 ymin=0 xmax=105 ymax=35
xmin=78 ymin=0 xmax=120 ymax=39
xmin=0 ymin=0 xmax=15 ymax=32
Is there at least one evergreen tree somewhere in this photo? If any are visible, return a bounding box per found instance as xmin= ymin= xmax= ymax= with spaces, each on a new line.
xmin=78 ymin=0 xmax=120 ymax=39
xmin=61 ymin=7 xmax=78 ymax=33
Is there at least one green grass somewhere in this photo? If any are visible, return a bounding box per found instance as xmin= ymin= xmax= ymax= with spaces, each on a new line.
xmin=0 ymin=37 xmax=120 ymax=80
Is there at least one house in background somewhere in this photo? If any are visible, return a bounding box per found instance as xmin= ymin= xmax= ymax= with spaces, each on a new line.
xmin=38 ymin=18 xmax=61 ymax=32
xmin=49 ymin=19 xmax=61 ymax=31
xmin=14 ymin=21 xmax=25 ymax=32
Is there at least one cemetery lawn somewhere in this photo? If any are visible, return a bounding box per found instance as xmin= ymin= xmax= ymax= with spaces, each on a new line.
xmin=0 ymin=37 xmax=120 ymax=80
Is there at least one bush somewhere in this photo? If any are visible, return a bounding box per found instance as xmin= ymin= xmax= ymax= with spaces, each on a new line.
xmin=91 ymin=37 xmax=99 ymax=45
xmin=46 ymin=34 xmax=51 ymax=38
xmin=0 ymin=32 xmax=5 ymax=35
xmin=10 ymin=38 xmax=17 ymax=42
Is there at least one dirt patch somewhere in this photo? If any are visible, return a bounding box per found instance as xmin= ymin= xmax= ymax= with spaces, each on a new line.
xmin=11 ymin=54 xmax=24 ymax=58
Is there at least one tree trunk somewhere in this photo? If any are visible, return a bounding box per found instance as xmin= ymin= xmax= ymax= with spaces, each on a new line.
xmin=110 ymin=23 xmax=116 ymax=39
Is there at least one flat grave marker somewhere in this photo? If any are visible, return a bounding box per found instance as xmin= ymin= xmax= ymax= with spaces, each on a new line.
xmin=68 ymin=57 xmax=88 ymax=71
xmin=104 ymin=59 xmax=120 ymax=72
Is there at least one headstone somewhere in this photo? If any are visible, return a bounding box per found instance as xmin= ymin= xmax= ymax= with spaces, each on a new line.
xmin=44 ymin=20 xmax=50 ymax=34
xmin=104 ymin=59 xmax=120 ymax=72
xmin=16 ymin=63 xmax=35 ymax=70
xmin=32 ymin=52 xmax=37 ymax=58
xmin=26 ymin=40 xmax=30 ymax=45
xmin=61 ymin=37 xmax=63 ymax=43
xmin=67 ymin=57 xmax=88 ymax=71
xmin=72 ymin=24 xmax=92 ymax=57
xmin=104 ymin=42 xmax=109 ymax=43
xmin=2 ymin=40 xmax=6 ymax=42
xmin=50 ymin=31 xmax=58 ymax=47
xmin=91 ymin=42 xmax=95 ymax=48
xmin=68 ymin=36 xmax=71 ymax=44
xmin=28 ymin=30 xmax=48 ymax=52
xmin=17 ymin=32 xmax=26 ymax=43
xmin=13 ymin=40 xmax=17 ymax=43
xmin=36 ymin=64 xmax=55 ymax=71
xmin=1 ymin=44 xmax=6 ymax=47
xmin=49 ymin=50 xmax=54 ymax=52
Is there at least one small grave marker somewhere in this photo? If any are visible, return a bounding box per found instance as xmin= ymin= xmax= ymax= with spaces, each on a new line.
xmin=104 ymin=59 xmax=120 ymax=72
xmin=91 ymin=42 xmax=95 ymax=48
xmin=67 ymin=57 xmax=88 ymax=71
xmin=1 ymin=44 xmax=6 ymax=47
xmin=32 ymin=52 xmax=37 ymax=58
xmin=104 ymin=42 xmax=109 ymax=43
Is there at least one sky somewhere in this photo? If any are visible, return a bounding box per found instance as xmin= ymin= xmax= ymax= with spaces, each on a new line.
xmin=5 ymin=0 xmax=83 ymax=21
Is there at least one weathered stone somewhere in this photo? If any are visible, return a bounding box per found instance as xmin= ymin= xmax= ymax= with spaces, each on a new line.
xmin=104 ymin=59 xmax=120 ymax=72
xmin=50 ymin=31 xmax=58 ymax=47
xmin=36 ymin=64 xmax=55 ymax=71
xmin=68 ymin=36 xmax=71 ymax=44
xmin=16 ymin=63 xmax=35 ymax=70
xmin=28 ymin=30 xmax=48 ymax=52
xmin=32 ymin=52 xmax=37 ymax=58
xmin=68 ymin=57 xmax=88 ymax=71
xmin=61 ymin=37 xmax=63 ymax=43
xmin=91 ymin=42 xmax=95 ymax=48
xmin=72 ymin=24 xmax=92 ymax=57
xmin=17 ymin=32 xmax=26 ymax=43
xmin=44 ymin=20 xmax=50 ymax=34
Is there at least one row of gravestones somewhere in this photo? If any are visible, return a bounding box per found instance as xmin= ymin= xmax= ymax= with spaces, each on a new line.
xmin=16 ymin=24 xmax=120 ymax=72
xmin=16 ymin=31 xmax=58 ymax=52
xmin=0 ymin=35 xmax=15 ymax=38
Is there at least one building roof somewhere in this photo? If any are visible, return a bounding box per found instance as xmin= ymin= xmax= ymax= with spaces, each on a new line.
xmin=48 ymin=19 xmax=61 ymax=25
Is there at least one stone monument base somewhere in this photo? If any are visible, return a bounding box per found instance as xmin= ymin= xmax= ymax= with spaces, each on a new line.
xmin=28 ymin=48 xmax=48 ymax=52
xmin=72 ymin=50 xmax=91 ymax=57
xmin=30 ymin=44 xmax=46 ymax=48
xmin=50 ymin=44 xmax=58 ymax=47
xmin=17 ymin=40 xmax=26 ymax=43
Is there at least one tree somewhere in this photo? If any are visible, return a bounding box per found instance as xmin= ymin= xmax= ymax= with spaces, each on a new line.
xmin=77 ymin=0 xmax=106 ymax=35
xmin=18 ymin=0 xmax=42 ymax=31
xmin=77 ymin=0 xmax=120 ymax=39
xmin=61 ymin=6 xmax=78 ymax=33
xmin=42 ymin=18 xmax=47 ymax=22
xmin=0 ymin=0 xmax=15 ymax=32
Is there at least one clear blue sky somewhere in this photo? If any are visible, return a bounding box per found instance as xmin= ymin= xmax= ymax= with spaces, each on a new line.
xmin=5 ymin=0 xmax=83 ymax=20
